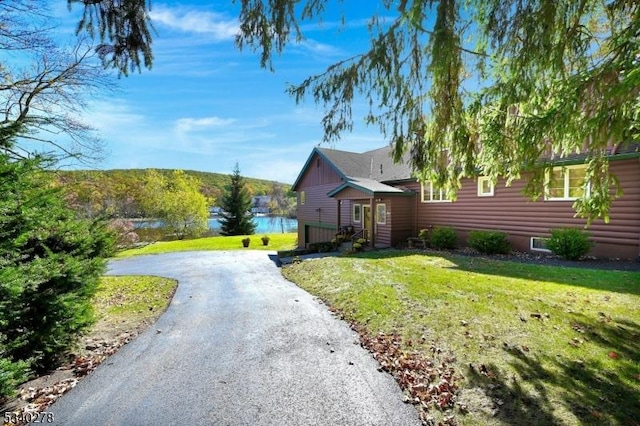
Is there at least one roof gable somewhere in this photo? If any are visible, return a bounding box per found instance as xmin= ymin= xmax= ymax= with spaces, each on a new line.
xmin=291 ymin=148 xmax=347 ymax=191
xmin=292 ymin=145 xmax=414 ymax=191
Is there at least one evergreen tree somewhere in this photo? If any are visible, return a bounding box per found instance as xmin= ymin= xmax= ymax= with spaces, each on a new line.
xmin=218 ymin=163 xmax=256 ymax=236
xmin=76 ymin=0 xmax=640 ymax=221
xmin=0 ymin=153 xmax=114 ymax=395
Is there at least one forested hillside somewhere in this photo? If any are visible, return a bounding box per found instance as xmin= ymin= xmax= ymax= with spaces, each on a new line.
xmin=53 ymin=169 xmax=291 ymax=218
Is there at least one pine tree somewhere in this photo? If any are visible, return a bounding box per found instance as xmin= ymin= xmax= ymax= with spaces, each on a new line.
xmin=77 ymin=0 xmax=640 ymax=222
xmin=218 ymin=163 xmax=256 ymax=236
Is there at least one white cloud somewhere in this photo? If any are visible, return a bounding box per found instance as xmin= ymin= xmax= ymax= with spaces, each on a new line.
xmin=82 ymin=100 xmax=146 ymax=135
xmin=175 ymin=116 xmax=236 ymax=133
xmin=295 ymin=39 xmax=344 ymax=57
xmin=150 ymin=6 xmax=238 ymax=40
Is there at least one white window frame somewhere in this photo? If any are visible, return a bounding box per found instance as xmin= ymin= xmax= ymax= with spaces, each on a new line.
xmin=376 ymin=203 xmax=387 ymax=225
xmin=352 ymin=203 xmax=361 ymax=223
xmin=544 ymin=165 xmax=590 ymax=201
xmin=530 ymin=237 xmax=551 ymax=253
xmin=477 ymin=176 xmax=494 ymax=197
xmin=421 ymin=181 xmax=452 ymax=203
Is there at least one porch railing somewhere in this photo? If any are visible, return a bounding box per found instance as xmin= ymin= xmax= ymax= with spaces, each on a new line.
xmin=351 ymin=228 xmax=369 ymax=242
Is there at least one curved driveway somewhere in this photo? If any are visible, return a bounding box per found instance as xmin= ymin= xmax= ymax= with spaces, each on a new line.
xmin=49 ymin=251 xmax=420 ymax=425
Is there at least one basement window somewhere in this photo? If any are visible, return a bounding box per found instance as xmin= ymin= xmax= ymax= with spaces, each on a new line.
xmin=530 ymin=237 xmax=551 ymax=253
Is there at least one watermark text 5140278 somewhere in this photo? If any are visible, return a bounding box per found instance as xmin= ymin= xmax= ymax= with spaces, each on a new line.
xmin=3 ymin=411 xmax=54 ymax=424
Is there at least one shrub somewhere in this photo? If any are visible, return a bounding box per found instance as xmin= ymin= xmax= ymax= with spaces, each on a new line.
xmin=430 ymin=226 xmax=458 ymax=250
xmin=0 ymin=357 xmax=29 ymax=398
xmin=418 ymin=229 xmax=429 ymax=240
xmin=242 ymin=237 xmax=251 ymax=247
xmin=261 ymin=236 xmax=270 ymax=246
xmin=108 ymin=219 xmax=140 ymax=248
xmin=352 ymin=242 xmax=363 ymax=251
xmin=0 ymin=156 xmax=114 ymax=388
xmin=468 ymin=230 xmax=511 ymax=255
xmin=308 ymin=241 xmax=335 ymax=253
xmin=547 ymin=227 xmax=592 ymax=260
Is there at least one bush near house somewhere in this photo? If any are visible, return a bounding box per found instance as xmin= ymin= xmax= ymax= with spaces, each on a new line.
xmin=308 ymin=241 xmax=336 ymax=253
xmin=430 ymin=226 xmax=458 ymax=250
xmin=468 ymin=230 xmax=511 ymax=255
xmin=547 ymin=227 xmax=592 ymax=261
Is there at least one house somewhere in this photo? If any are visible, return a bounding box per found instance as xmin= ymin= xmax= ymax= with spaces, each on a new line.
xmin=251 ymin=195 xmax=271 ymax=215
xmin=291 ymin=145 xmax=640 ymax=259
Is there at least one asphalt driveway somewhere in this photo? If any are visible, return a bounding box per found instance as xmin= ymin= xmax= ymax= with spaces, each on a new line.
xmin=48 ymin=251 xmax=420 ymax=425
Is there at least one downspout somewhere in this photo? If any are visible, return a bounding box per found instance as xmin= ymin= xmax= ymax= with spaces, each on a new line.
xmin=370 ymin=196 xmax=375 ymax=247
xmin=414 ymin=186 xmax=419 ymax=237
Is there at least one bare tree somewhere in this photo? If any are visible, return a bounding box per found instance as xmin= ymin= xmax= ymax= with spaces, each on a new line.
xmin=0 ymin=0 xmax=114 ymax=165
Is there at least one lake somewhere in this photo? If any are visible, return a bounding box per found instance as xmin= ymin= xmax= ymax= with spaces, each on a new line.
xmin=134 ymin=216 xmax=298 ymax=235
xmin=209 ymin=216 xmax=298 ymax=234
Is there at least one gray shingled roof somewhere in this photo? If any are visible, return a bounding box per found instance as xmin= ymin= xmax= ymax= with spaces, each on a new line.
xmin=327 ymin=177 xmax=408 ymax=197
xmin=318 ymin=145 xmax=413 ymax=183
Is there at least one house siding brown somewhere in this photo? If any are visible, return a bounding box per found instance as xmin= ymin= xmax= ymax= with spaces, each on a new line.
xmin=295 ymin=153 xmax=343 ymax=247
xmin=388 ymin=196 xmax=416 ymax=246
xmin=409 ymin=158 xmax=640 ymax=258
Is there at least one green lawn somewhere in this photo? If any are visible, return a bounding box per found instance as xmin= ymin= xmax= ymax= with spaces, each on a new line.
xmin=94 ymin=276 xmax=177 ymax=321
xmin=116 ymin=232 xmax=298 ymax=257
xmin=282 ymin=250 xmax=640 ymax=425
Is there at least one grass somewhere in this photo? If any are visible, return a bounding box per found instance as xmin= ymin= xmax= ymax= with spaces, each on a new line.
xmin=116 ymin=232 xmax=298 ymax=257
xmin=281 ymin=250 xmax=640 ymax=425
xmin=93 ymin=276 xmax=177 ymax=323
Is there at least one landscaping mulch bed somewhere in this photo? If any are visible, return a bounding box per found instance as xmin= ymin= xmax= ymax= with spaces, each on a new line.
xmin=414 ymin=247 xmax=640 ymax=272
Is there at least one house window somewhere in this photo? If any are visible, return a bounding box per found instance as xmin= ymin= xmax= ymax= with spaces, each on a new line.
xmin=353 ymin=204 xmax=361 ymax=223
xmin=421 ymin=181 xmax=452 ymax=203
xmin=300 ymin=191 xmax=306 ymax=205
xmin=376 ymin=204 xmax=387 ymax=225
xmin=530 ymin=237 xmax=551 ymax=253
xmin=477 ymin=176 xmax=494 ymax=197
xmin=545 ymin=165 xmax=589 ymax=200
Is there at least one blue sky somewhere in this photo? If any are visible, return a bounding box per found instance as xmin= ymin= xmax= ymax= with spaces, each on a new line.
xmin=54 ymin=1 xmax=391 ymax=184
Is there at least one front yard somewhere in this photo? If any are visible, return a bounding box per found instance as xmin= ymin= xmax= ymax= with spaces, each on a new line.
xmin=282 ymin=250 xmax=640 ymax=425
xmin=116 ymin=232 xmax=298 ymax=257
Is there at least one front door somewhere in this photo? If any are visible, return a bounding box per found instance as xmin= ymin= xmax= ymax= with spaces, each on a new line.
xmin=362 ymin=205 xmax=371 ymax=240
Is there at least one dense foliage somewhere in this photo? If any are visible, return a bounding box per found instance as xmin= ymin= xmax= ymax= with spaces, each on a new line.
xmin=218 ymin=163 xmax=256 ymax=236
xmin=55 ymin=169 xmax=288 ymax=219
xmin=429 ymin=226 xmax=458 ymax=250
xmin=74 ymin=0 xmax=640 ymax=223
xmin=468 ymin=230 xmax=511 ymax=255
xmin=547 ymin=227 xmax=592 ymax=261
xmin=140 ymin=170 xmax=210 ymax=240
xmin=0 ymin=156 xmax=114 ymax=397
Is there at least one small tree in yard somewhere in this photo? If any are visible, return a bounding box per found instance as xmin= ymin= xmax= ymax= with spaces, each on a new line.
xmin=140 ymin=170 xmax=210 ymax=240
xmin=219 ymin=163 xmax=256 ymax=236
xmin=0 ymin=153 xmax=114 ymax=396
